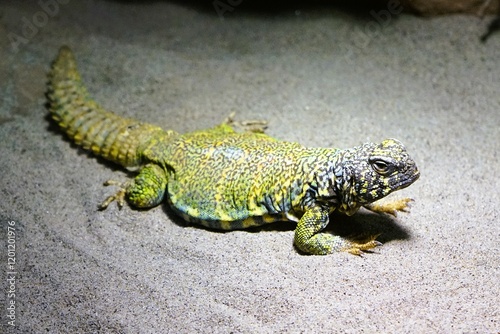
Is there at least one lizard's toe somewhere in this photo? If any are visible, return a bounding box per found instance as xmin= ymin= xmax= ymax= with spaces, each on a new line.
xmin=224 ymin=112 xmax=268 ymax=133
xmin=343 ymin=235 xmax=383 ymax=256
xmin=99 ymin=180 xmax=128 ymax=210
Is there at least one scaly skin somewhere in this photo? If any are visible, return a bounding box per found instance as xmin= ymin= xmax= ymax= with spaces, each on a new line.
xmin=47 ymin=46 xmax=420 ymax=255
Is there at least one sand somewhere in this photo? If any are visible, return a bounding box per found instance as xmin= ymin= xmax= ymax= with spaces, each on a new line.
xmin=1 ymin=1 xmax=499 ymax=333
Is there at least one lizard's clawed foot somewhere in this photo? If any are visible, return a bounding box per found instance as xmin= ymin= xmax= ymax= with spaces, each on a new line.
xmin=224 ymin=112 xmax=268 ymax=133
xmin=365 ymin=198 xmax=414 ymax=216
xmin=99 ymin=180 xmax=129 ymax=210
xmin=343 ymin=234 xmax=382 ymax=256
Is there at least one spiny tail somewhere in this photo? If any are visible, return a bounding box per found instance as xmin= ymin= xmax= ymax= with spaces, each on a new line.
xmin=47 ymin=46 xmax=168 ymax=168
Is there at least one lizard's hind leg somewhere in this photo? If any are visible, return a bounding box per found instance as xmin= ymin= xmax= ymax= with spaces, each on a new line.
xmin=223 ymin=112 xmax=268 ymax=133
xmin=100 ymin=164 xmax=168 ymax=209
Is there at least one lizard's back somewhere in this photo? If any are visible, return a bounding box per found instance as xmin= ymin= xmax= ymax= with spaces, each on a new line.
xmin=165 ymin=127 xmax=329 ymax=228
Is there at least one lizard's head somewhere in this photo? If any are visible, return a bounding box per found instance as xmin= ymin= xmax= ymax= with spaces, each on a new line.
xmin=338 ymin=139 xmax=420 ymax=213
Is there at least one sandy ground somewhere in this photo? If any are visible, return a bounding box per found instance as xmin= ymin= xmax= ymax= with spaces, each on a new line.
xmin=1 ymin=1 xmax=499 ymax=333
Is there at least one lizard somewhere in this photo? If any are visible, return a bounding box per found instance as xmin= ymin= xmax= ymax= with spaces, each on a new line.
xmin=47 ymin=46 xmax=420 ymax=255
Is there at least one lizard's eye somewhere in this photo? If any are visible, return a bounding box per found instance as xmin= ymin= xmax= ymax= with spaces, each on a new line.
xmin=369 ymin=158 xmax=393 ymax=176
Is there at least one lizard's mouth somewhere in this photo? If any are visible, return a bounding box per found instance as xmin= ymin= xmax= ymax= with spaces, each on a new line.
xmin=361 ymin=167 xmax=420 ymax=202
xmin=393 ymin=168 xmax=420 ymax=190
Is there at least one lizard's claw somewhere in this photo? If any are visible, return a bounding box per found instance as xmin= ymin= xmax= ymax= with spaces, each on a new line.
xmin=343 ymin=234 xmax=383 ymax=256
xmin=99 ymin=180 xmax=128 ymax=210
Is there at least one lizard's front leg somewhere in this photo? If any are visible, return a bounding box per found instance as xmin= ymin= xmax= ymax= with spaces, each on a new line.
xmin=364 ymin=198 xmax=414 ymax=216
xmin=100 ymin=163 xmax=168 ymax=209
xmin=294 ymin=206 xmax=381 ymax=255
